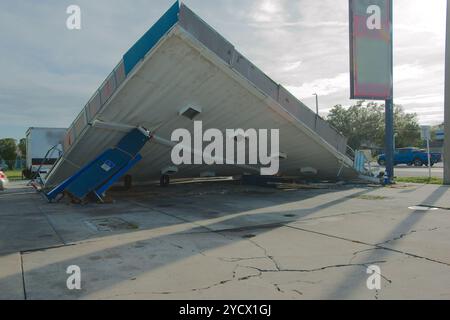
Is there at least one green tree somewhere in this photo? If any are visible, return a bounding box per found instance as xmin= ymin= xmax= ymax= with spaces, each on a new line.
xmin=327 ymin=101 xmax=421 ymax=150
xmin=0 ymin=138 xmax=18 ymax=170
xmin=394 ymin=107 xmax=421 ymax=148
xmin=18 ymin=138 xmax=26 ymax=158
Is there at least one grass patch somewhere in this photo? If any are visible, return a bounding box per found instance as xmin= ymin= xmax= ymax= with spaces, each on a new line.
xmin=396 ymin=177 xmax=443 ymax=185
xmin=2 ymin=170 xmax=24 ymax=181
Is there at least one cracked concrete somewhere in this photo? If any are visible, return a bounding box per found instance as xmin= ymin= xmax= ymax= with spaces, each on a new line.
xmin=0 ymin=180 xmax=450 ymax=299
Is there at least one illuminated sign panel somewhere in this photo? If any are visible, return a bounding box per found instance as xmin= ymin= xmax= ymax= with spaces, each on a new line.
xmin=349 ymin=0 xmax=393 ymax=100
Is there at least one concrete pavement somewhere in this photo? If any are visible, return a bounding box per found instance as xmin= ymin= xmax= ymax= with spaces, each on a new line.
xmin=1 ymin=180 xmax=450 ymax=299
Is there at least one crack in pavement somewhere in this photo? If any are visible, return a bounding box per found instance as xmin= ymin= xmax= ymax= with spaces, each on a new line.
xmin=292 ymin=289 xmax=303 ymax=296
xmin=244 ymin=261 xmax=387 ymax=274
xmin=273 ymin=283 xmax=284 ymax=293
xmin=348 ymin=248 xmax=384 ymax=266
xmin=285 ymin=225 xmax=450 ymax=268
xmin=143 ymin=264 xmax=265 ymax=296
xmin=152 ymin=278 xmax=233 ymax=295
xmin=376 ymin=227 xmax=439 ymax=246
xmin=97 ymin=264 xmax=260 ymax=299
xmin=148 ymin=265 xmax=240 ymax=296
xmin=375 ymin=289 xmax=380 ymax=300
xmin=377 ymin=230 xmax=418 ymax=246
xmin=217 ymin=256 xmax=271 ymax=263
xmin=245 ymin=238 xmax=281 ymax=271
xmin=272 ymin=283 xmax=304 ymax=297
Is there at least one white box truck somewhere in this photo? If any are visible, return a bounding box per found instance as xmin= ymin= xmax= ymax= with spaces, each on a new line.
xmin=24 ymin=127 xmax=67 ymax=179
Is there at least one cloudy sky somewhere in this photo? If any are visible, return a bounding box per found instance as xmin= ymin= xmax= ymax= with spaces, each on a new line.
xmin=0 ymin=0 xmax=446 ymax=140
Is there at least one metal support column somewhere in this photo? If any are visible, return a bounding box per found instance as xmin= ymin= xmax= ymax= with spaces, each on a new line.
xmin=385 ymin=98 xmax=395 ymax=183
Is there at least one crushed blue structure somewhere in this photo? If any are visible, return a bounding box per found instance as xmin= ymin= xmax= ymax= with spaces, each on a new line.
xmin=45 ymin=128 xmax=151 ymax=203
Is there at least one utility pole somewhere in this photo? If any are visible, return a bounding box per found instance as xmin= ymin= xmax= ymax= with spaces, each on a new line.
xmin=444 ymin=0 xmax=450 ymax=184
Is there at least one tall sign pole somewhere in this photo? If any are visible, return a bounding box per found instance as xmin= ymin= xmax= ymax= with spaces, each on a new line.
xmin=385 ymin=98 xmax=394 ymax=181
xmin=349 ymin=0 xmax=394 ymax=183
xmin=386 ymin=1 xmax=394 ymax=184
xmin=444 ymin=0 xmax=450 ymax=185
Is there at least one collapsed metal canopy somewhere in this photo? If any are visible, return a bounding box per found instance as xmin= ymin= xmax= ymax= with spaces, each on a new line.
xmin=45 ymin=1 xmax=358 ymax=188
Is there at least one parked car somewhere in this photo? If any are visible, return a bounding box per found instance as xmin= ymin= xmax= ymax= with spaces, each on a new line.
xmin=378 ymin=148 xmax=442 ymax=167
xmin=0 ymin=170 xmax=8 ymax=191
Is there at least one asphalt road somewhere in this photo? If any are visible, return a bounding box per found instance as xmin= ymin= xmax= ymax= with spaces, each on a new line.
xmin=378 ymin=163 xmax=444 ymax=178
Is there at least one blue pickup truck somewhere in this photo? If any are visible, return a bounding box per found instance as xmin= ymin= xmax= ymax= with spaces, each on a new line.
xmin=378 ymin=148 xmax=442 ymax=167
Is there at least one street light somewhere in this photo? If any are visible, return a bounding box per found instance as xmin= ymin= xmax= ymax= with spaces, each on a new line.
xmin=312 ymin=93 xmax=319 ymax=130
xmin=312 ymin=93 xmax=319 ymax=115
